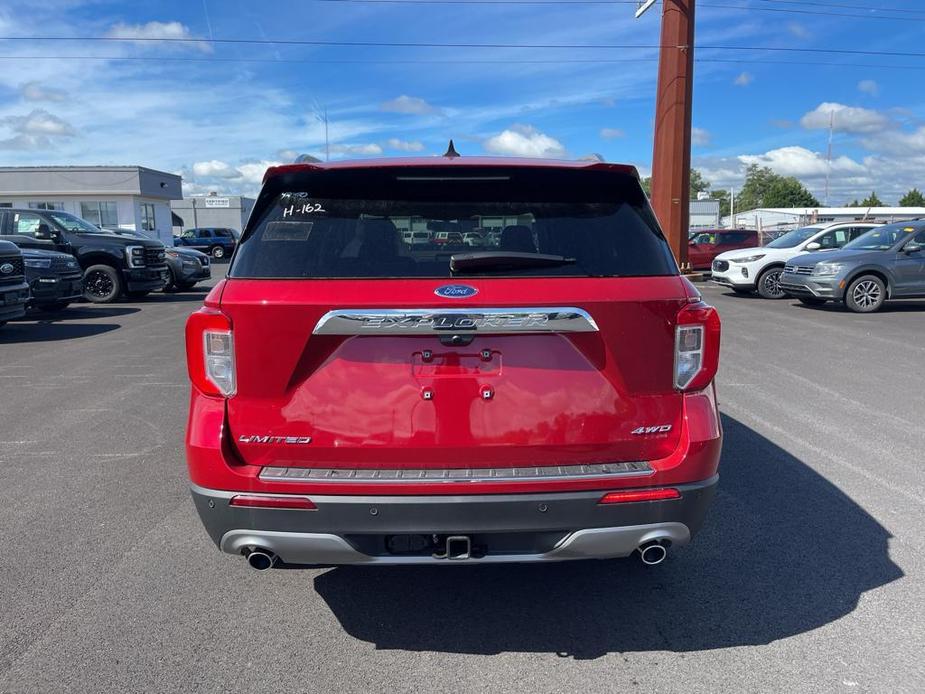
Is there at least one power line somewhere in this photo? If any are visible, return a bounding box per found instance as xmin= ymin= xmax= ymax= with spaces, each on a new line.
xmin=757 ymin=0 xmax=925 ymax=14
xmin=268 ymin=0 xmax=925 ymax=21
xmin=4 ymin=35 xmax=925 ymax=58
xmin=3 ymin=53 xmax=925 ymax=71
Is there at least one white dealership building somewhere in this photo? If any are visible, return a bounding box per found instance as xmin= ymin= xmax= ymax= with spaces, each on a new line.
xmin=0 ymin=165 xmax=181 ymax=245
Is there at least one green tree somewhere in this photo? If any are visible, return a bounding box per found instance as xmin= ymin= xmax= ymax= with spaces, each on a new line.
xmin=689 ymin=169 xmax=710 ymax=197
xmin=641 ymin=168 xmax=710 ymax=198
xmin=899 ymin=188 xmax=925 ymax=206
xmin=735 ymin=164 xmax=819 ymax=211
xmin=709 ymin=189 xmax=731 ymax=217
xmin=858 ymin=191 xmax=883 ymax=207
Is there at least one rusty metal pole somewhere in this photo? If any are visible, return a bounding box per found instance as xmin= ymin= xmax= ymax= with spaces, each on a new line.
xmin=650 ymin=0 xmax=695 ymax=271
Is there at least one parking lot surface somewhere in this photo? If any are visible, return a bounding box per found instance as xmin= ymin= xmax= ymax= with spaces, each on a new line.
xmin=1 ymin=280 xmax=923 ymax=693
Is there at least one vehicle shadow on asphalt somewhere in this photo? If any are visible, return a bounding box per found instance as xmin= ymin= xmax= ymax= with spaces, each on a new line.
xmin=791 ymin=300 xmax=925 ymax=313
xmin=127 ymin=289 xmax=212 ymax=304
xmin=1 ymin=305 xmax=140 ymax=342
xmin=0 ymin=320 xmax=123 ymax=343
xmin=313 ymin=414 xmax=903 ymax=658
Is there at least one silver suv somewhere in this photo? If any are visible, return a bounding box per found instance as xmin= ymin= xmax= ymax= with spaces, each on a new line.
xmin=780 ymin=220 xmax=925 ymax=312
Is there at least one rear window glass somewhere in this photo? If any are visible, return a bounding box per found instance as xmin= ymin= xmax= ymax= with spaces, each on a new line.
xmin=230 ymin=166 xmax=678 ymax=279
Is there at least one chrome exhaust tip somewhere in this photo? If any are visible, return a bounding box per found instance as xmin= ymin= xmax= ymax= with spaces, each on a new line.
xmin=638 ymin=541 xmax=668 ymax=566
xmin=245 ymin=548 xmax=278 ymax=571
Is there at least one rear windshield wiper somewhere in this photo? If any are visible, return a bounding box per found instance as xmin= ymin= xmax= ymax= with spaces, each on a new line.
xmin=450 ymin=251 xmax=577 ymax=273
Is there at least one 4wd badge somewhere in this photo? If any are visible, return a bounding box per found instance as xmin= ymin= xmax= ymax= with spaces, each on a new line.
xmin=631 ymin=425 xmax=672 ymax=435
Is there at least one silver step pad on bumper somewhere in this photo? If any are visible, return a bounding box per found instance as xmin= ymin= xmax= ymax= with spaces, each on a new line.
xmin=220 ymin=523 xmax=691 ymax=565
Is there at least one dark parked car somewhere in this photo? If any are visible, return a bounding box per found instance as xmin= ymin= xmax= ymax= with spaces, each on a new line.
xmin=0 ymin=209 xmax=168 ymax=303
xmin=174 ymin=227 xmax=237 ymax=260
xmin=22 ymin=248 xmax=83 ymax=312
xmin=106 ymin=229 xmax=211 ymax=291
xmin=687 ymin=229 xmax=760 ymax=270
xmin=0 ymin=240 xmax=29 ymax=328
xmin=780 ymin=220 xmax=925 ymax=312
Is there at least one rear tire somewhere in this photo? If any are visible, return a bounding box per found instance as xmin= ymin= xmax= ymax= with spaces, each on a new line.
xmin=845 ymin=275 xmax=886 ymax=313
xmin=798 ymin=297 xmax=826 ymax=307
xmin=82 ymin=265 xmax=122 ymax=304
xmin=756 ymin=267 xmax=786 ymax=299
xmin=209 ymin=245 xmax=225 ymax=260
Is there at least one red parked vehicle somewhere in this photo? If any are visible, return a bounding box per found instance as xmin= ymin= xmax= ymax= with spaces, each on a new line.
xmin=185 ymin=156 xmax=722 ymax=570
xmin=687 ymin=229 xmax=759 ymax=270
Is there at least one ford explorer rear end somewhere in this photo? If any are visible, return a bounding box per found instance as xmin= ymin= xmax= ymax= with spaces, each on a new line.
xmin=185 ymin=157 xmax=722 ymax=569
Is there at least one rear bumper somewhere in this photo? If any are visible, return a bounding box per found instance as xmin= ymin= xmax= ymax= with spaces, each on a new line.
xmin=191 ymin=475 xmax=717 ymax=565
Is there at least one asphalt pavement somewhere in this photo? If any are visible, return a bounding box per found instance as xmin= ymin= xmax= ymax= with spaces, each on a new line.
xmin=0 ymin=278 xmax=923 ymax=693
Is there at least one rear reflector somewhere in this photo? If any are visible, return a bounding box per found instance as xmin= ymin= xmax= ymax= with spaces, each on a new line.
xmin=229 ymin=495 xmax=317 ymax=510
xmin=598 ymin=488 xmax=681 ymax=504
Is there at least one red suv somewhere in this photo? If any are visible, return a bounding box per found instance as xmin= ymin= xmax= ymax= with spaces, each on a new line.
xmin=688 ymin=229 xmax=759 ymax=270
xmin=185 ymin=157 xmax=722 ymax=570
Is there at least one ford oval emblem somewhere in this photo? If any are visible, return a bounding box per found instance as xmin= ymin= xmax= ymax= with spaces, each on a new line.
xmin=434 ymin=284 xmax=478 ymax=299
xmin=0 ymin=263 xmax=13 ymax=275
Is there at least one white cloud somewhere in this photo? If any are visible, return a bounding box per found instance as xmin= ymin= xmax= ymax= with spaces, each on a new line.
xmin=380 ymin=95 xmax=442 ymax=116
xmin=691 ymin=127 xmax=711 ymax=146
xmin=3 ymin=109 xmax=75 ymax=136
xmin=20 ymin=81 xmax=66 ymax=102
xmin=800 ymin=102 xmax=891 ymax=134
xmin=734 ymin=72 xmax=753 ymax=87
xmin=234 ymin=161 xmax=282 ymax=185
xmin=385 ymin=138 xmax=424 ymax=152
xmin=192 ymin=160 xmax=239 ymax=178
xmin=861 ymin=126 xmax=925 ymax=157
xmin=857 ymin=80 xmax=879 ymax=97
xmin=328 ymin=143 xmax=383 ymax=155
xmin=0 ymin=108 xmax=76 ymax=149
xmin=484 ymin=124 xmax=566 ymax=158
xmin=739 ymin=146 xmax=866 ymax=178
xmin=599 ymin=128 xmax=625 ymax=140
xmin=787 ymin=22 xmax=811 ymax=39
xmin=104 ymin=21 xmax=210 ymax=52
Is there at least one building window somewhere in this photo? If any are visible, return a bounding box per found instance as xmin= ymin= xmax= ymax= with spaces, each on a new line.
xmin=0 ymin=202 xmax=11 ymax=208
xmin=28 ymin=201 xmax=64 ymax=211
xmin=80 ymin=201 xmax=118 ymax=228
xmin=141 ymin=203 xmax=156 ymax=232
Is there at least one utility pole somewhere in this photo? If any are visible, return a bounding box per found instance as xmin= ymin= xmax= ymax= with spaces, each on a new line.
xmin=637 ymin=0 xmax=695 ymax=271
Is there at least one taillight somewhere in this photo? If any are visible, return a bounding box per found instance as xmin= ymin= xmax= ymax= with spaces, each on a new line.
xmin=186 ymin=308 xmax=236 ymax=397
xmin=599 ymin=488 xmax=681 ymax=504
xmin=230 ymin=495 xmax=316 ymax=510
xmin=674 ymin=302 xmax=721 ymax=391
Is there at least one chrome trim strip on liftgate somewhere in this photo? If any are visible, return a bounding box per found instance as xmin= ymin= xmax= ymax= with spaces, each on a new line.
xmin=259 ymin=461 xmax=653 ymax=483
xmin=312 ymin=307 xmax=599 ymax=335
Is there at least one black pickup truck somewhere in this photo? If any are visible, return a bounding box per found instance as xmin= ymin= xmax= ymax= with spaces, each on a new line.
xmin=0 ymin=240 xmax=30 ymax=328
xmin=0 ymin=208 xmax=168 ymax=303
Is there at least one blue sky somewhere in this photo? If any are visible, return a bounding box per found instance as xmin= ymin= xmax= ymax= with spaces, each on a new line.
xmin=1 ymin=0 xmax=924 ymax=204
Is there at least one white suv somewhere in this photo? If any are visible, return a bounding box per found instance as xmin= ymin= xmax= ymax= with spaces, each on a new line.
xmin=711 ymin=222 xmax=881 ymax=298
